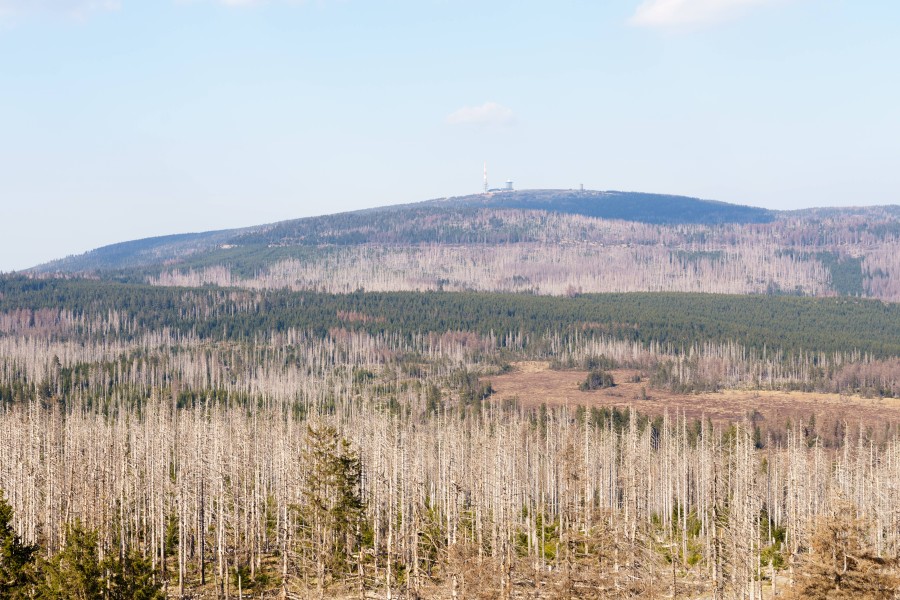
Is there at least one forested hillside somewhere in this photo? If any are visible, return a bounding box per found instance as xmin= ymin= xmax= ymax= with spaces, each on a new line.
xmin=31 ymin=190 xmax=773 ymax=272
xmin=422 ymin=189 xmax=776 ymax=224
xmin=29 ymin=190 xmax=900 ymax=302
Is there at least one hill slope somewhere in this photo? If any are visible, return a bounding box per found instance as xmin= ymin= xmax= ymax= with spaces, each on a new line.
xmin=422 ymin=189 xmax=775 ymax=225
xmin=31 ymin=190 xmax=772 ymax=274
xmin=26 ymin=189 xmax=900 ymax=302
xmin=35 ymin=228 xmax=258 ymax=274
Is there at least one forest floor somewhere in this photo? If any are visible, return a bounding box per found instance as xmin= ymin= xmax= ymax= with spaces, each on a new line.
xmin=158 ymin=574 xmax=791 ymax=599
xmin=487 ymin=362 xmax=900 ymax=431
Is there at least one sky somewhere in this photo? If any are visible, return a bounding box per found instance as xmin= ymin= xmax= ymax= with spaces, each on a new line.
xmin=1 ymin=0 xmax=899 ymax=271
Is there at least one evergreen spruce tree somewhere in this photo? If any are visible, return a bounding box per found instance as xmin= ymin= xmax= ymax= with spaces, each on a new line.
xmin=38 ymin=520 xmax=163 ymax=600
xmin=38 ymin=521 xmax=103 ymax=600
xmin=0 ymin=490 xmax=38 ymax=599
xmin=105 ymin=549 xmax=164 ymax=600
xmin=299 ymin=424 xmax=366 ymax=594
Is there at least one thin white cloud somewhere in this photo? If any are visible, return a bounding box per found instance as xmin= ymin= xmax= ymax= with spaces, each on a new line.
xmin=446 ymin=102 xmax=515 ymax=127
xmin=0 ymin=0 xmax=120 ymax=18
xmin=630 ymin=0 xmax=785 ymax=29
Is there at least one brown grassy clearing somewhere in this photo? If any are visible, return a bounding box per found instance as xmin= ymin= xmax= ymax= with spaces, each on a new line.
xmin=487 ymin=362 xmax=900 ymax=430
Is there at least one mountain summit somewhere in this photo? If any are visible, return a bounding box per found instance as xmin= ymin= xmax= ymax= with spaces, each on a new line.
xmin=33 ymin=190 xmax=772 ymax=274
xmin=27 ymin=190 xmax=900 ymax=303
xmin=421 ymin=189 xmax=774 ymax=225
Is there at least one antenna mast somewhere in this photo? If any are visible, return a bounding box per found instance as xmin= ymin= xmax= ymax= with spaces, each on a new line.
xmin=483 ymin=162 xmax=488 ymax=194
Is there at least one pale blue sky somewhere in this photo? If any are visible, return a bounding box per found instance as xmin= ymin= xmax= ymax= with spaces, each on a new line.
xmin=1 ymin=0 xmax=899 ymax=271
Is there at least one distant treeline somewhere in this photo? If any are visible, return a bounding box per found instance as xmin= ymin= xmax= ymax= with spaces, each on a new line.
xmin=444 ymin=189 xmax=776 ymax=224
xmin=3 ymin=276 xmax=900 ymax=358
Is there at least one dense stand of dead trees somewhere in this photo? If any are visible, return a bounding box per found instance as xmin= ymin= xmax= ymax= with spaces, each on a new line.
xmin=151 ymin=242 xmax=831 ymax=298
xmin=1 ymin=322 xmax=900 ymax=597
xmin=2 ymin=394 xmax=900 ymax=598
xmin=148 ymin=209 xmax=900 ymax=301
xmin=2 ymin=317 xmax=899 ymax=407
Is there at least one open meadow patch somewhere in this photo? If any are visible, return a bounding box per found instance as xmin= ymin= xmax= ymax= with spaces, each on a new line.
xmin=488 ymin=362 xmax=900 ymax=436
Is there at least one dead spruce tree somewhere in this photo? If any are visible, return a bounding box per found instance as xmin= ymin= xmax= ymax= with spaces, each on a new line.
xmin=785 ymin=498 xmax=899 ymax=599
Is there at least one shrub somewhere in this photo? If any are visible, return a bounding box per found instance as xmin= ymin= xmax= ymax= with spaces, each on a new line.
xmin=580 ymin=369 xmax=615 ymax=391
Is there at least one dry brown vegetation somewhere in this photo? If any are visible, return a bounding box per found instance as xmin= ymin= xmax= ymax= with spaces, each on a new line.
xmin=488 ymin=362 xmax=900 ymax=431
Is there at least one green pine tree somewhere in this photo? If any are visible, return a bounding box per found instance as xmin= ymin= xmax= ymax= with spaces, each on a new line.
xmin=105 ymin=549 xmax=164 ymax=600
xmin=38 ymin=520 xmax=163 ymax=600
xmin=38 ymin=521 xmax=103 ymax=600
xmin=298 ymin=424 xmax=366 ymax=590
xmin=0 ymin=490 xmax=38 ymax=599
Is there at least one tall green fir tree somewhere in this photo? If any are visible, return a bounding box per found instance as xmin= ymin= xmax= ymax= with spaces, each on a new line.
xmin=38 ymin=520 xmax=163 ymax=600
xmin=0 ymin=490 xmax=38 ymax=599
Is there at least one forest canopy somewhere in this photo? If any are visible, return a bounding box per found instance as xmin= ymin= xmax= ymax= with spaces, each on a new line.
xmin=2 ymin=276 xmax=899 ymax=358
